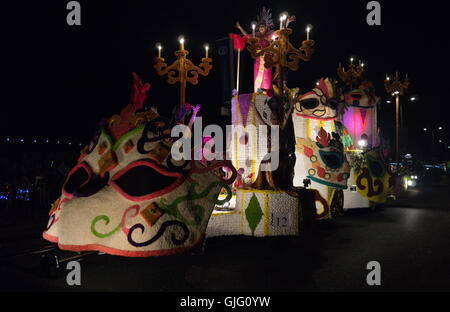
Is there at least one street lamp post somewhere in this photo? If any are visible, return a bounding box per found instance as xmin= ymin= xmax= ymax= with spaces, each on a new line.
xmin=384 ymin=72 xmax=409 ymax=170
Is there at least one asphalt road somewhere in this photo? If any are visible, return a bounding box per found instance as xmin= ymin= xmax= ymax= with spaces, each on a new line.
xmin=1 ymin=180 xmax=449 ymax=292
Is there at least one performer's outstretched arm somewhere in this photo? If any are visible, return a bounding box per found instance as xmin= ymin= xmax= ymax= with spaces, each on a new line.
xmin=235 ymin=21 xmax=248 ymax=36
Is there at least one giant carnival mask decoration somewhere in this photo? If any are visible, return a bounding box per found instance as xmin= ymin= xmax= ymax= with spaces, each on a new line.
xmin=294 ymin=78 xmax=340 ymax=121
xmin=344 ymin=81 xmax=380 ymax=109
xmin=296 ymin=127 xmax=351 ymax=189
xmin=43 ymin=73 xmax=237 ymax=257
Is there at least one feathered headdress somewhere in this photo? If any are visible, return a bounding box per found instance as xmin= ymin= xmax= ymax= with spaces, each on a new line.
xmin=256 ymin=7 xmax=274 ymax=29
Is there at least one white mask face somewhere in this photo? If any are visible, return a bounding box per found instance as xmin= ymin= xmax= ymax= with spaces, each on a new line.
xmin=44 ymin=114 xmax=235 ymax=257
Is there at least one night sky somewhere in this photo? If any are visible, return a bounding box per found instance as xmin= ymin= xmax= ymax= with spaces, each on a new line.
xmin=1 ymin=0 xmax=448 ymax=158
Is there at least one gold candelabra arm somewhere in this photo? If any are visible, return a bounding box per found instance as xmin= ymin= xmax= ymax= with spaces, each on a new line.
xmin=246 ymin=37 xmax=266 ymax=58
xmin=297 ymin=39 xmax=315 ymax=61
xmin=197 ymin=57 xmax=213 ymax=76
xmin=153 ymin=57 xmax=182 ymax=84
xmin=283 ymin=40 xmax=315 ymax=71
xmin=184 ymin=58 xmax=212 ymax=85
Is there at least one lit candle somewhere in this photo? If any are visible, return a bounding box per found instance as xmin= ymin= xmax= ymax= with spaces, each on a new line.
xmin=280 ymin=14 xmax=287 ymax=30
xmin=386 ymin=75 xmax=390 ymax=81
xmin=204 ymin=43 xmax=209 ymax=58
xmin=155 ymin=42 xmax=162 ymax=58
xmin=350 ymin=57 xmax=354 ymax=64
xmin=179 ymin=37 xmax=185 ymax=50
xmin=306 ymin=25 xmax=312 ymax=40
xmin=252 ymin=23 xmax=256 ymax=37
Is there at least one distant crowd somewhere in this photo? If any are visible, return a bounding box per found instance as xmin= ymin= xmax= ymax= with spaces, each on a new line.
xmin=0 ymin=150 xmax=78 ymax=225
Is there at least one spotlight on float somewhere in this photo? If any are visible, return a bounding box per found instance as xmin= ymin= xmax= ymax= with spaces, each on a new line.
xmin=358 ymin=139 xmax=368 ymax=148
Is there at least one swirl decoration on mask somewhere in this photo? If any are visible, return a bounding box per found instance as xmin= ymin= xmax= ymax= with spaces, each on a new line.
xmin=46 ymin=214 xmax=56 ymax=231
xmin=314 ymin=189 xmax=330 ymax=219
xmin=356 ymin=167 xmax=383 ymax=197
xmin=91 ymin=215 xmax=122 ymax=238
xmin=188 ymin=157 xmax=237 ymax=185
xmin=159 ymin=181 xmax=232 ymax=226
xmin=137 ymin=117 xmax=173 ymax=154
xmin=166 ymin=152 xmax=190 ymax=171
xmin=121 ymin=205 xmax=141 ymax=236
xmin=46 ymin=197 xmax=67 ymax=231
xmin=127 ymin=220 xmax=189 ymax=247
xmin=84 ymin=119 xmax=107 ymax=154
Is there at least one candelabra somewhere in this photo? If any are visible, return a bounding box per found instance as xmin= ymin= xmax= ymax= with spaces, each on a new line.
xmin=246 ymin=27 xmax=315 ymax=97
xmin=384 ymin=72 xmax=409 ymax=168
xmin=153 ymin=39 xmax=212 ymax=109
xmin=337 ymin=59 xmax=365 ymax=89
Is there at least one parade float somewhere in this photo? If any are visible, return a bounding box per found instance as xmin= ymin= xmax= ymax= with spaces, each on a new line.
xmin=335 ymin=61 xmax=405 ymax=209
xmin=207 ymin=8 xmax=322 ymax=237
xmin=336 ymin=62 xmax=385 ymax=209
